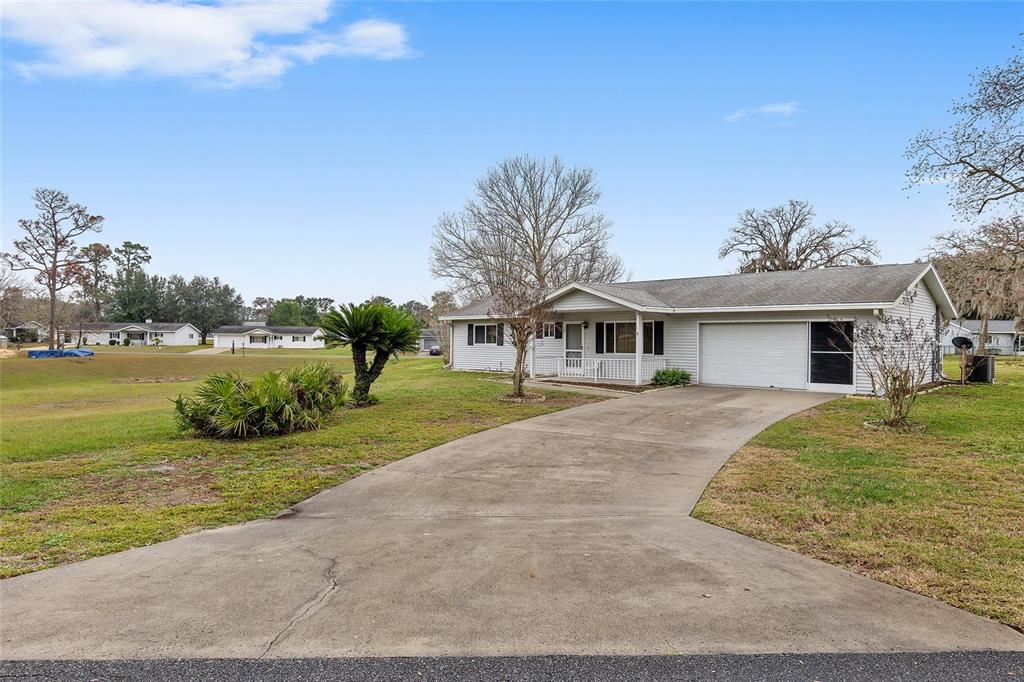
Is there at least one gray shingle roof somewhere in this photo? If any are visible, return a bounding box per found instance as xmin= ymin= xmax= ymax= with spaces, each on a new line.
xmin=953 ymin=319 xmax=1018 ymax=334
xmin=213 ymin=325 xmax=320 ymax=334
xmin=445 ymin=263 xmax=933 ymax=316
xmin=83 ymin=322 xmax=195 ymax=332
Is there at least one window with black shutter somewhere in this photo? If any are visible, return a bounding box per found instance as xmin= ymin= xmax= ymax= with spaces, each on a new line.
xmin=810 ymin=321 xmax=853 ymax=385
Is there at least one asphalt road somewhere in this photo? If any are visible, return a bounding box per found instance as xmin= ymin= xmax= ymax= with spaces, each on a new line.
xmin=2 ymin=652 xmax=1022 ymax=681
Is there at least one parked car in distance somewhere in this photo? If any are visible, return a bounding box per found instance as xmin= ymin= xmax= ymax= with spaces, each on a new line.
xmin=429 ymin=345 xmax=442 ymax=356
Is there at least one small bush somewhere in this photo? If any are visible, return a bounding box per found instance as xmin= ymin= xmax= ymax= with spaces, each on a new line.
xmin=651 ymin=368 xmax=692 ymax=386
xmin=173 ymin=363 xmax=347 ymax=438
xmin=108 ymin=339 xmax=118 ymax=346
xmin=122 ymin=337 xmax=131 ymax=346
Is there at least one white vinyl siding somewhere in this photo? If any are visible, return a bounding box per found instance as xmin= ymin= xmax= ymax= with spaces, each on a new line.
xmin=550 ymin=290 xmax=631 ymax=312
xmin=451 ymin=321 xmax=518 ymax=372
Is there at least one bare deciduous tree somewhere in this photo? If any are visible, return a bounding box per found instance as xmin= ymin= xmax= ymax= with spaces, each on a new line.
xmin=431 ymin=155 xmax=625 ymax=297
xmin=930 ymin=214 xmax=1024 ymax=354
xmin=719 ymin=200 xmax=879 ymax=273
xmin=833 ymin=290 xmax=944 ymax=428
xmin=907 ymin=44 xmax=1024 ymax=217
xmin=430 ymin=156 xmax=625 ymax=396
xmin=1 ymin=188 xmax=104 ymax=349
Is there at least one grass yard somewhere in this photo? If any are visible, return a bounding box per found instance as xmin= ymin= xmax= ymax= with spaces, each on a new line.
xmin=693 ymin=356 xmax=1024 ymax=631
xmin=0 ymin=354 xmax=599 ymax=577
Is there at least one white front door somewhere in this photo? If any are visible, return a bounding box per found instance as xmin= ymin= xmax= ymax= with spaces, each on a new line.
xmin=564 ymin=323 xmax=584 ymax=376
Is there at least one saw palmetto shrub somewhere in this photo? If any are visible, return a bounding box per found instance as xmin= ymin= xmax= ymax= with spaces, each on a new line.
xmin=173 ymin=363 xmax=347 ymax=438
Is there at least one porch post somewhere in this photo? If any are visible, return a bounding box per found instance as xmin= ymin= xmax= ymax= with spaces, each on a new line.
xmin=634 ymin=310 xmax=643 ymax=385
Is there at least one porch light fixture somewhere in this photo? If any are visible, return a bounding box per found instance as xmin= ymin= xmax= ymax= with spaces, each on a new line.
xmin=582 ymin=321 xmax=589 ymax=329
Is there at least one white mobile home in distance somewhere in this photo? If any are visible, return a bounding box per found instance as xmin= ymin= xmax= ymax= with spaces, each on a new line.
xmin=77 ymin=322 xmax=201 ymax=346
xmin=212 ymin=325 xmax=325 ymax=350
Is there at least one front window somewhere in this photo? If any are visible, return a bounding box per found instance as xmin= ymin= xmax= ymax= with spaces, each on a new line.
xmin=109 ymin=332 xmax=120 ymax=339
xmin=603 ymin=321 xmax=654 ymax=354
xmin=292 ymin=335 xmax=306 ymax=342
xmin=249 ymin=335 xmax=268 ymax=344
xmin=474 ymin=324 xmax=498 ymax=345
xmin=543 ymin=323 xmax=557 ymax=338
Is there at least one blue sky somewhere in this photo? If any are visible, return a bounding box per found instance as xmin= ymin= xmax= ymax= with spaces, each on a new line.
xmin=2 ymin=1 xmax=1020 ymax=305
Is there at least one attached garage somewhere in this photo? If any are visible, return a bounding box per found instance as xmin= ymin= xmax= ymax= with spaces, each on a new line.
xmin=699 ymin=322 xmax=808 ymax=390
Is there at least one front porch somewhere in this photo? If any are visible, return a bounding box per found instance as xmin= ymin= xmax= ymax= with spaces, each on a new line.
xmin=531 ymin=355 xmax=666 ymax=383
xmin=527 ymin=309 xmax=667 ymax=385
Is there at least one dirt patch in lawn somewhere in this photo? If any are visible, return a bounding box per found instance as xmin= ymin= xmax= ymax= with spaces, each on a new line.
xmin=77 ymin=457 xmax=225 ymax=507
xmin=112 ymin=376 xmax=194 ymax=384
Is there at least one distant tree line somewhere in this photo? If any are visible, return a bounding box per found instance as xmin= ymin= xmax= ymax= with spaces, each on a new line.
xmin=1 ymin=187 xmax=246 ymax=347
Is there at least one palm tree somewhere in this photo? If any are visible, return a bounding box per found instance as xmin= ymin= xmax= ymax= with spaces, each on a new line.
xmin=319 ymin=302 xmax=420 ymax=404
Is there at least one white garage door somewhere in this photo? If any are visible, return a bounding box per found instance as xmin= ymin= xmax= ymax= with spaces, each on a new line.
xmin=700 ymin=323 xmax=808 ymax=390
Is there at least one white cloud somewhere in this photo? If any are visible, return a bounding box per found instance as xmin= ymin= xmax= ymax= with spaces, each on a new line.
xmin=724 ymin=101 xmax=798 ymax=123
xmin=1 ymin=1 xmax=414 ymax=87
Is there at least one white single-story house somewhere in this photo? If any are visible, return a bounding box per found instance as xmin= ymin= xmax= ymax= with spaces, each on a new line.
xmin=2 ymin=321 xmax=47 ymax=342
xmin=440 ymin=262 xmax=957 ymax=394
xmin=419 ymin=329 xmax=440 ymax=350
xmin=943 ymin=319 xmax=1021 ymax=356
xmin=76 ymin=321 xmax=201 ymax=346
xmin=212 ymin=325 xmax=325 ymax=350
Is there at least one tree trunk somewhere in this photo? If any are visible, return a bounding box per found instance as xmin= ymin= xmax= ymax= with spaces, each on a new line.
xmin=977 ymin=318 xmax=989 ymax=355
xmin=511 ymin=339 xmax=528 ymax=397
xmin=47 ymin=286 xmax=57 ymax=350
xmin=350 ymin=343 xmax=372 ymax=403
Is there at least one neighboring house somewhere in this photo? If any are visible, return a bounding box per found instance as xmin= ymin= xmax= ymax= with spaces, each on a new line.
xmin=943 ymin=319 xmax=1021 ymax=355
xmin=418 ymin=329 xmax=440 ymax=350
xmin=75 ymin=321 xmax=201 ymax=346
xmin=212 ymin=325 xmax=325 ymax=350
xmin=2 ymin=321 xmax=47 ymax=342
xmin=440 ymin=262 xmax=956 ymax=394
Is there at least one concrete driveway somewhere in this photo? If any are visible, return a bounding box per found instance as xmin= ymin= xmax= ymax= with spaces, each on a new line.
xmin=2 ymin=387 xmax=1021 ymax=658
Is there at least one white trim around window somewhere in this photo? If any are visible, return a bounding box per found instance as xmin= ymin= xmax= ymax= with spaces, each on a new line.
xmin=474 ymin=323 xmax=499 ymax=345
xmin=600 ymin=320 xmax=655 ymax=354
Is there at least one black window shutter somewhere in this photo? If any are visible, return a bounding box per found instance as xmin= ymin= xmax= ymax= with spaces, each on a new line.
xmin=467 ymin=324 xmax=474 ymax=346
xmin=653 ymin=321 xmax=664 ymax=355
xmin=595 ymin=322 xmax=604 ymax=354
xmin=555 ymin=322 xmax=563 ymax=339
xmin=496 ymin=323 xmax=504 ymax=346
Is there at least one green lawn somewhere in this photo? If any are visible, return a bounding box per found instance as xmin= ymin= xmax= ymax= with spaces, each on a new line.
xmin=0 ymin=354 xmax=599 ymax=577
xmin=693 ymin=356 xmax=1024 ymax=631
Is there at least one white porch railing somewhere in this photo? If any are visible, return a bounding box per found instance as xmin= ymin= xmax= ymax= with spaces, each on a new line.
xmin=534 ymin=356 xmax=667 ymax=382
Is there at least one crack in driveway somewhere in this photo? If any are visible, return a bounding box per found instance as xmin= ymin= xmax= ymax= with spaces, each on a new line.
xmin=260 ymin=548 xmax=340 ymax=658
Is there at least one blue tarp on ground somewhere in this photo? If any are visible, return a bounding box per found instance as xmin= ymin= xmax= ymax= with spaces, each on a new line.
xmin=27 ymin=349 xmax=95 ymax=359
